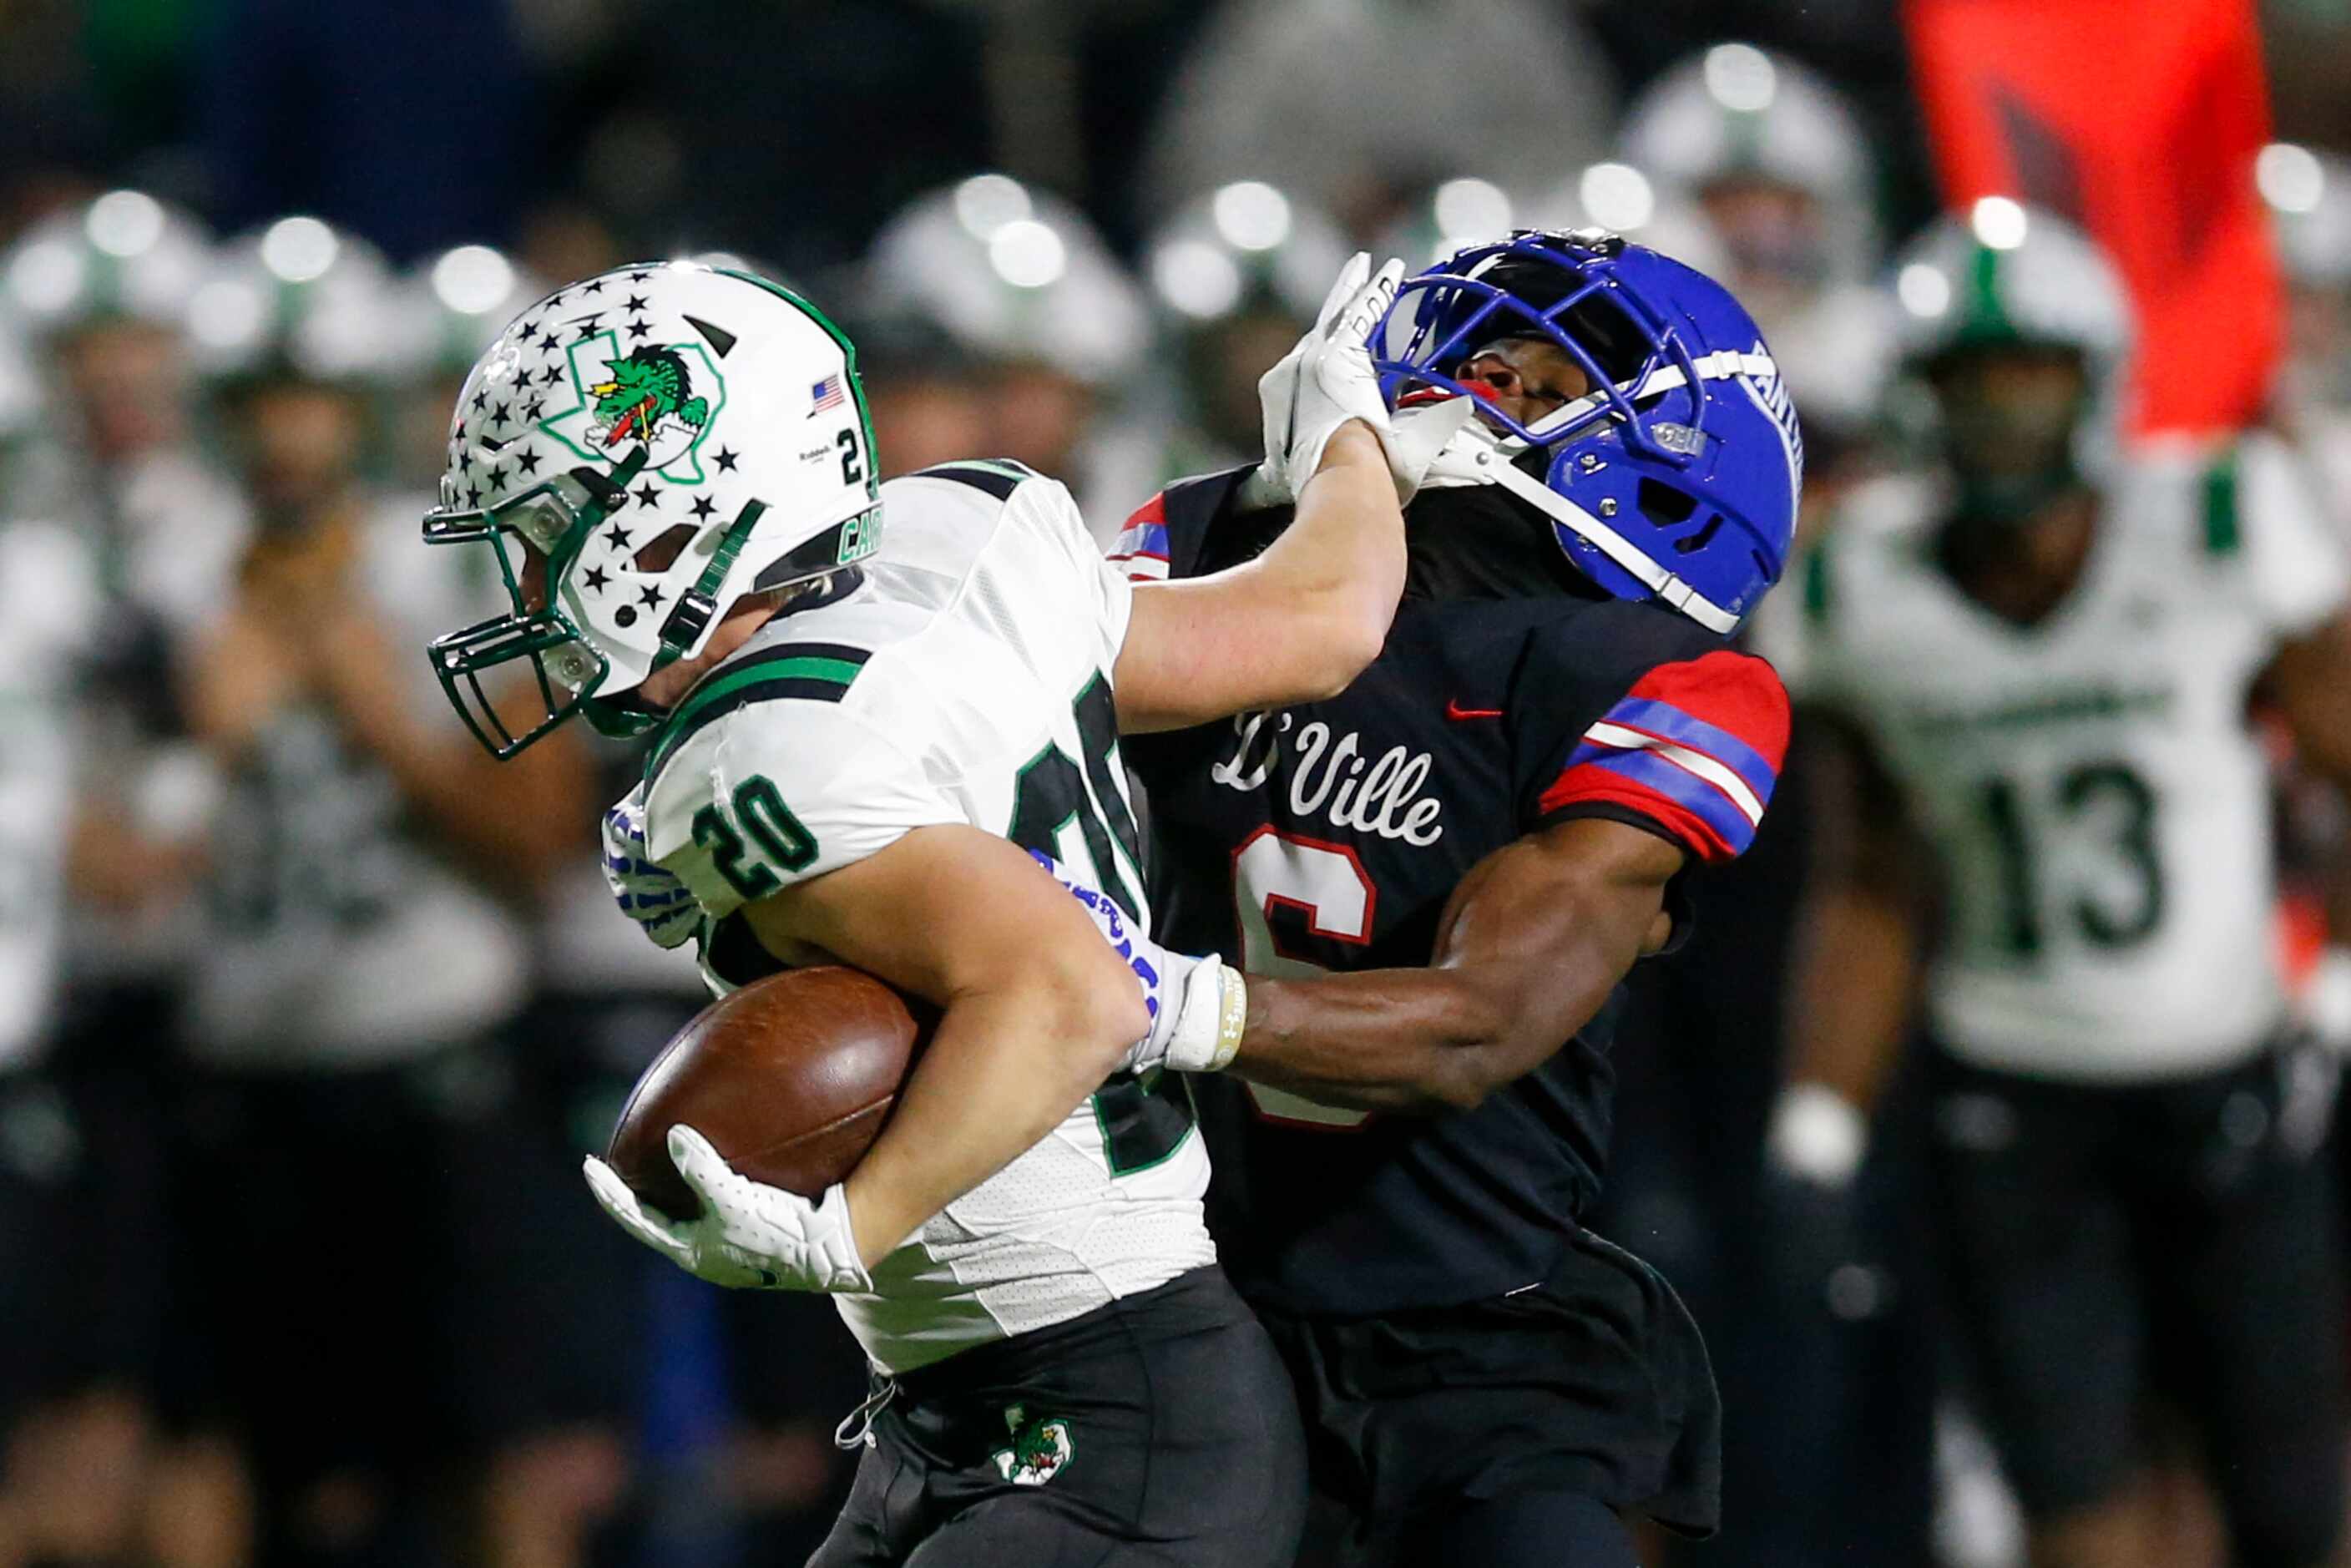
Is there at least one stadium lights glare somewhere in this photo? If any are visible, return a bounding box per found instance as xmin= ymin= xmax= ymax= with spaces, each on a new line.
xmin=1434 ymin=179 xmax=1512 ymax=244
xmin=953 ymin=174 xmax=1032 ymax=240
xmin=1152 ymin=237 xmax=1243 ymax=319
xmin=6 ymin=240 xmax=83 ymax=317
xmin=2257 ymin=142 xmax=2325 ymax=215
xmin=1896 ymin=261 xmax=1952 ymax=320
xmin=1212 ymin=181 xmax=1292 ymax=253
xmin=1969 ymin=195 xmax=2030 ymax=250
xmin=988 ymin=219 xmax=1067 ymax=289
xmin=260 ymin=215 xmax=339 ymax=283
xmin=1703 ymin=43 xmax=1777 ymax=114
xmin=431 ymin=245 xmax=516 ymax=316
xmin=85 ymin=190 xmax=164 ymax=260
xmin=1580 ymin=163 xmax=1656 ymax=231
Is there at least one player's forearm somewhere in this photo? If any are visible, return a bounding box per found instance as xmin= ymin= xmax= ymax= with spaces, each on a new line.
xmin=843 ymin=978 xmax=1143 ymax=1265
xmin=1251 ymin=421 xmax=1407 ymax=689
xmin=1782 ymin=882 xmax=1917 ymax=1113
xmin=1234 ymin=957 xmax=1616 ymax=1115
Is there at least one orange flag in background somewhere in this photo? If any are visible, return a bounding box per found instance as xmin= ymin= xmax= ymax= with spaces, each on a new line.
xmin=1904 ymin=0 xmax=2280 ymax=437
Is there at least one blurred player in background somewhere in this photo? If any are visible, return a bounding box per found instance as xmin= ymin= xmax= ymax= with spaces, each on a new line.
xmin=860 ymin=177 xmax=1150 ymax=534
xmin=1760 ymin=205 xmax=2351 ymax=1568
xmin=1620 ymin=43 xmax=1893 ymax=521
xmin=0 ymin=192 xmax=240 ymax=1568
xmin=1117 ymin=181 xmax=1355 ymax=509
xmin=168 ymin=217 xmax=615 ymax=1568
xmin=427 ymin=256 xmax=1464 ymax=1565
xmin=1116 ymin=228 xmax=1800 ymax=1567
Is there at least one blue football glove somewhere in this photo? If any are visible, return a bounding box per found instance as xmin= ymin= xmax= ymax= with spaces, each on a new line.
xmin=601 ymin=785 xmax=701 ymax=950
xmin=1027 ymin=850 xmax=1246 ymax=1075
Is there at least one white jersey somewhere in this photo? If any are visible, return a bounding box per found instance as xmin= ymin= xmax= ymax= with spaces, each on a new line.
xmin=1758 ymin=436 xmax=2350 ymax=1081
xmin=641 ymin=459 xmax=1214 ymax=1374
xmin=186 ymin=498 xmax=530 ymax=1067
xmin=0 ymin=521 xmax=101 ymax=1070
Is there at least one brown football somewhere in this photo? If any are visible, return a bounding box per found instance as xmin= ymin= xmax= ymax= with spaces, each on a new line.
xmin=608 ymin=965 xmax=933 ymax=1220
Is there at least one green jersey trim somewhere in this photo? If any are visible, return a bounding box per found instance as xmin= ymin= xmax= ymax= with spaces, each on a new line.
xmin=644 ymin=641 xmax=871 ymax=786
xmin=2201 ymin=445 xmax=2242 ymax=559
xmin=1801 ymin=541 xmax=1834 ymax=628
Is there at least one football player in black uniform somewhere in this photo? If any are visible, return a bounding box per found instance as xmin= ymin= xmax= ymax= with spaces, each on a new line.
xmin=1106 ymin=231 xmax=1802 ymax=1566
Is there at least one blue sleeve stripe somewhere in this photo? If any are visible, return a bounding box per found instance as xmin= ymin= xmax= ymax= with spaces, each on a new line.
xmin=1570 ymin=746 xmax=1757 ymax=854
xmin=1602 ymin=695 xmax=1778 ymax=804
xmin=1110 ymin=521 xmax=1170 ymax=560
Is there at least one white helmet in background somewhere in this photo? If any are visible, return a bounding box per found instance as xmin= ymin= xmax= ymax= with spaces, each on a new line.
xmin=1 ymin=190 xmax=213 ymax=345
xmin=865 ymin=175 xmax=1147 ymax=385
xmin=187 ymin=216 xmax=404 ymax=386
xmin=392 ymin=243 xmax=548 ymax=386
xmin=422 ymin=262 xmax=881 ymax=756
xmin=1141 ymin=180 xmax=1352 ymax=326
xmin=1619 ymin=43 xmax=1878 ymax=289
xmin=1888 ymin=200 xmax=2135 ymax=498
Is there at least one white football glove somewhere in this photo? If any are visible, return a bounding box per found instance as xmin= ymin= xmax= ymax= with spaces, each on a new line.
xmin=582 ymin=1126 xmax=872 ymax=1293
xmin=1028 ymin=851 xmax=1246 ymax=1075
xmin=1247 ymin=253 xmax=1477 ymax=508
xmin=601 ymin=785 xmax=700 ymax=950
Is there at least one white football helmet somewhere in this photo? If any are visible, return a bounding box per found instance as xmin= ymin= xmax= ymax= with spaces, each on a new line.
xmin=1618 ymin=43 xmax=1878 ymax=288
xmin=1141 ymin=180 xmax=1352 ymax=326
xmin=1888 ymin=201 xmax=2135 ymax=494
xmin=392 ymin=243 xmax=548 ymax=386
xmin=865 ymin=175 xmax=1147 ymax=385
xmin=422 ymin=261 xmax=881 ymax=756
xmin=1 ymin=190 xmax=212 ymax=344
xmin=186 ymin=215 xmax=404 ymax=385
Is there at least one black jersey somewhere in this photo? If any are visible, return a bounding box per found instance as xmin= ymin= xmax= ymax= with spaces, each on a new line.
xmin=1119 ymin=468 xmax=1791 ymax=1316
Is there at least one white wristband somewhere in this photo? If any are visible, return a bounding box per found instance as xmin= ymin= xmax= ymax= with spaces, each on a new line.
xmin=1165 ymin=960 xmax=1247 ymax=1074
xmin=1767 ymin=1083 xmax=1868 ymax=1187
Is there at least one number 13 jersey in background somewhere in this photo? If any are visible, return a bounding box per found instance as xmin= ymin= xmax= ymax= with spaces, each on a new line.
xmin=1754 ymin=435 xmax=2351 ymax=1081
xmin=1120 ymin=470 xmax=1790 ymax=1317
xmin=640 ymin=459 xmax=1212 ymax=1375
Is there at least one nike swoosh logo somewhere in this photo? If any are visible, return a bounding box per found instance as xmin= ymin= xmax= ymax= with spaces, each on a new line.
xmin=1445 ymin=700 xmax=1504 ymax=721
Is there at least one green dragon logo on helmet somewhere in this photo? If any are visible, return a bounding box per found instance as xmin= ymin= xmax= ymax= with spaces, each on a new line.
xmin=589 ymin=347 xmax=709 ymax=450
xmin=539 ymin=329 xmax=729 ymax=482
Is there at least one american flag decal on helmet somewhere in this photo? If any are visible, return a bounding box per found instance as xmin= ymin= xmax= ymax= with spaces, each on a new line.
xmin=811 ymin=373 xmax=846 ymax=413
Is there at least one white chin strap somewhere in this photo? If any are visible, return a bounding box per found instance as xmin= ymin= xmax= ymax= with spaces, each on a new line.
xmin=1425 ymin=417 xmax=1743 ymax=635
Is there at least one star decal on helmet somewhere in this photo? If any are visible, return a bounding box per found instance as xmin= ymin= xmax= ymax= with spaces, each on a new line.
xmin=633 ymin=481 xmax=661 ymax=508
xmin=516 ymin=448 xmax=541 ymax=477
xmin=690 ymin=495 xmax=715 ymax=519
xmin=581 ymin=565 xmax=610 ymax=593
xmin=714 ymin=447 xmax=739 ymax=472
xmin=638 ymin=584 xmax=665 ymax=608
xmin=604 ymin=524 xmax=632 ymax=550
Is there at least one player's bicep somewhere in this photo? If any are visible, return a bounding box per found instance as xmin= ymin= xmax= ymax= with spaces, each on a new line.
xmin=738 ymin=826 xmax=1139 ymax=1021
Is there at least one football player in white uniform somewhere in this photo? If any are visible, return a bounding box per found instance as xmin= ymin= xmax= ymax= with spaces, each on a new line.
xmin=1758 ymin=206 xmax=2351 ymax=1568
xmin=423 ymin=255 xmax=1467 ymax=1565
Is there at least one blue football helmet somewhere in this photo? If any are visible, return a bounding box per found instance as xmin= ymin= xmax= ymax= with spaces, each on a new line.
xmin=1374 ymin=229 xmax=1802 ymax=632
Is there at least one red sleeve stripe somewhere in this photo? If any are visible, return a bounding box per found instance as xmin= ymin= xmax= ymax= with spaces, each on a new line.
xmin=1105 ymin=493 xmax=1171 ymax=582
xmin=1533 ymin=650 xmax=1791 ymax=862
xmin=1576 ymin=721 xmax=1765 ymax=825
xmin=1542 ymin=761 xmax=1749 ymax=860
